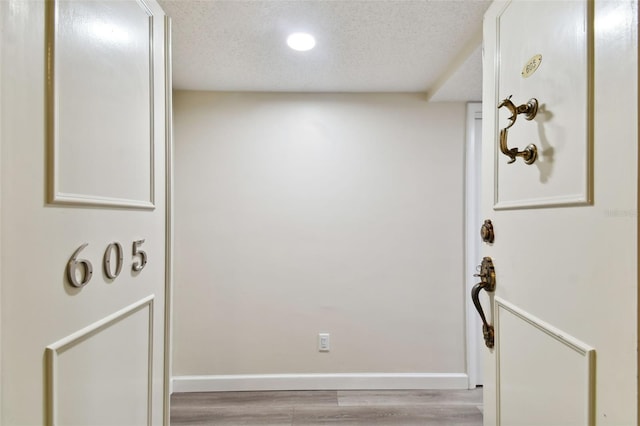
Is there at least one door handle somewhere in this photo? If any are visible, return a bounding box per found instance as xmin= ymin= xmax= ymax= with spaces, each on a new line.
xmin=472 ymin=257 xmax=496 ymax=348
xmin=497 ymin=95 xmax=539 ymax=165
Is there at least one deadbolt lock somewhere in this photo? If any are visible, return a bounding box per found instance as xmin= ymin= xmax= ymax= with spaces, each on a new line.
xmin=480 ymin=219 xmax=495 ymax=243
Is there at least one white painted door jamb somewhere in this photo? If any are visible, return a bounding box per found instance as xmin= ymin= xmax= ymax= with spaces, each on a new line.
xmin=163 ymin=15 xmax=174 ymax=425
xmin=465 ymin=102 xmax=482 ymax=388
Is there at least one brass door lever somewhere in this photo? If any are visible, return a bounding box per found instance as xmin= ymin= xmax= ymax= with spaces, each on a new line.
xmin=498 ymin=95 xmax=539 ymax=165
xmin=472 ymin=257 xmax=496 ymax=348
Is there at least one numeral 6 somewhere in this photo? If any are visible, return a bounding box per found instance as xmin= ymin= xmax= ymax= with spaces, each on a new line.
xmin=67 ymin=243 xmax=93 ymax=288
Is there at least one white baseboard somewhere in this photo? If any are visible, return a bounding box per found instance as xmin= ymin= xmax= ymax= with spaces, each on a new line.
xmin=171 ymin=373 xmax=469 ymax=393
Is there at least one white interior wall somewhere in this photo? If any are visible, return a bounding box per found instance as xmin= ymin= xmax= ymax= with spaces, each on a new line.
xmin=172 ymin=91 xmax=468 ymax=390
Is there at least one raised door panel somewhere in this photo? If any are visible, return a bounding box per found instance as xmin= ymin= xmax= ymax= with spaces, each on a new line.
xmin=495 ymin=298 xmax=594 ymax=425
xmin=494 ymin=0 xmax=592 ymax=209
xmin=48 ymin=0 xmax=155 ymax=208
xmin=47 ymin=298 xmax=154 ymax=426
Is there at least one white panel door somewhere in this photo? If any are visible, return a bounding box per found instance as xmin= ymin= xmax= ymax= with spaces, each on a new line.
xmin=480 ymin=1 xmax=637 ymax=425
xmin=0 ymin=0 xmax=170 ymax=424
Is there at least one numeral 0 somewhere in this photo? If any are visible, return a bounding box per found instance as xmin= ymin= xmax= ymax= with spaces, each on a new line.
xmin=66 ymin=239 xmax=147 ymax=288
xmin=103 ymin=242 xmax=123 ymax=279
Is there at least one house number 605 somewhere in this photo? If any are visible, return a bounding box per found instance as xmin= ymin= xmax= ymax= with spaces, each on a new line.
xmin=67 ymin=239 xmax=147 ymax=288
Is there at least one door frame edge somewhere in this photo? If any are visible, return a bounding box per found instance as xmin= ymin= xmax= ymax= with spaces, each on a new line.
xmin=465 ymin=101 xmax=483 ymax=389
xmin=162 ymin=14 xmax=174 ymax=426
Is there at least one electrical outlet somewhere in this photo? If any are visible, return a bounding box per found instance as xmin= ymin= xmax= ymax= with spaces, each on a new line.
xmin=318 ymin=333 xmax=330 ymax=352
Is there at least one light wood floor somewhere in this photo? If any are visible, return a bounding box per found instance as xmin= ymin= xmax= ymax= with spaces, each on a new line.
xmin=170 ymin=389 xmax=483 ymax=425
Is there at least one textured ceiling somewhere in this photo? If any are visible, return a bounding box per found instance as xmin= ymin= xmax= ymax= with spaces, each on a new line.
xmin=159 ymin=0 xmax=490 ymax=99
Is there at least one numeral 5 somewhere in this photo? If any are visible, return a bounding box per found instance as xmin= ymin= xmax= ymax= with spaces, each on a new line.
xmin=132 ymin=239 xmax=147 ymax=272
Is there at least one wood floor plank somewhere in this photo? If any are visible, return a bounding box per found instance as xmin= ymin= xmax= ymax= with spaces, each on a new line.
xmin=170 ymin=406 xmax=294 ymax=426
xmin=172 ymin=390 xmax=337 ymax=408
xmin=292 ymin=405 xmax=482 ymax=426
xmin=337 ymin=389 xmax=483 ymax=407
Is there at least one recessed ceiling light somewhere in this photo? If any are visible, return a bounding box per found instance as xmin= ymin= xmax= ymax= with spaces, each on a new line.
xmin=286 ymin=33 xmax=316 ymax=51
